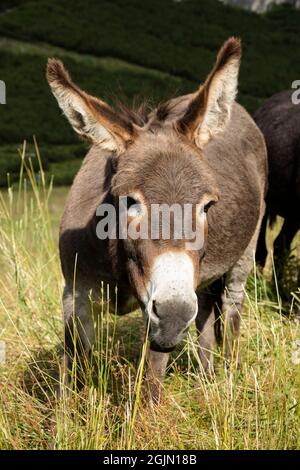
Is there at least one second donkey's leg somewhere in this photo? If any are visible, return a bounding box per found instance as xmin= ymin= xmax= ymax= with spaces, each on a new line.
xmin=255 ymin=209 xmax=269 ymax=268
xmin=273 ymin=216 xmax=300 ymax=301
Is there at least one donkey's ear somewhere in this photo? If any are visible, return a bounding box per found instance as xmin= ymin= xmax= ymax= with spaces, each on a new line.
xmin=47 ymin=59 xmax=134 ymax=152
xmin=177 ymin=37 xmax=241 ymax=149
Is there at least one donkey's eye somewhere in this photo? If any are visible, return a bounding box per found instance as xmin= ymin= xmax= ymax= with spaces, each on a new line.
xmin=199 ymin=200 xmax=216 ymax=217
xmin=127 ymin=196 xmax=138 ymax=209
xmin=204 ymin=200 xmax=216 ymax=213
xmin=127 ymin=196 xmax=143 ymax=218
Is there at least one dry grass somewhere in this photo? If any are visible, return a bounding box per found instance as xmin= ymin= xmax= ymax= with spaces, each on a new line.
xmin=0 ymin=143 xmax=299 ymax=450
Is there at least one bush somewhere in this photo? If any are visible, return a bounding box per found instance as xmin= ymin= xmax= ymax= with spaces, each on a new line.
xmin=0 ymin=143 xmax=90 ymax=186
xmin=0 ymin=0 xmax=299 ymax=185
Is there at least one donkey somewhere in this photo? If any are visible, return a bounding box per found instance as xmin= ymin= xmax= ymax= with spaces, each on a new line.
xmin=254 ymin=90 xmax=300 ymax=315
xmin=47 ymin=38 xmax=267 ymax=398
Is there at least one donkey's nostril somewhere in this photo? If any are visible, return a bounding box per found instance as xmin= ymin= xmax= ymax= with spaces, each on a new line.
xmin=152 ymin=300 xmax=160 ymax=319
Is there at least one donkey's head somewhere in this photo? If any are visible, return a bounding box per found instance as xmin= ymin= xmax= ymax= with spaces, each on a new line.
xmin=47 ymin=37 xmax=241 ymax=349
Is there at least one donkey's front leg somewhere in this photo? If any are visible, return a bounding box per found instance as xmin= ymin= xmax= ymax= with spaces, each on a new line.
xmin=222 ymin=246 xmax=257 ymax=365
xmin=221 ymin=287 xmax=243 ymax=366
xmin=60 ymin=285 xmax=95 ymax=394
xmin=196 ymin=281 xmax=223 ymax=373
xmin=222 ymin=210 xmax=264 ymax=366
xmin=146 ymin=349 xmax=170 ymax=404
xmin=196 ymin=295 xmax=215 ymax=373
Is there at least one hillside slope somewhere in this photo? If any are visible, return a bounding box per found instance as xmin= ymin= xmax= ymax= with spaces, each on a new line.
xmin=222 ymin=0 xmax=300 ymax=12
xmin=0 ymin=0 xmax=299 ymax=185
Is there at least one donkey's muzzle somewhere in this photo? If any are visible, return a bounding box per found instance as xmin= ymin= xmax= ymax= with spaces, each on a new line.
xmin=148 ymin=295 xmax=198 ymax=348
xmin=145 ymin=251 xmax=198 ymax=348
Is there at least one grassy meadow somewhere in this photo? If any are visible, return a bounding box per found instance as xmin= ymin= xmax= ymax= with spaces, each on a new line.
xmin=0 ymin=147 xmax=299 ymax=450
xmin=0 ymin=0 xmax=300 ymax=451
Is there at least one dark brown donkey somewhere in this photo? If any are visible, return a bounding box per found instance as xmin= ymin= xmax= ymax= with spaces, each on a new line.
xmin=47 ymin=38 xmax=267 ymax=398
xmin=255 ymin=90 xmax=300 ymax=316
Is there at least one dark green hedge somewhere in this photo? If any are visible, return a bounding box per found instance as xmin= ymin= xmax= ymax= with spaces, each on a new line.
xmin=0 ymin=0 xmax=299 ymax=98
xmin=0 ymin=143 xmax=88 ymax=186
xmin=0 ymin=0 xmax=299 ymax=186
xmin=0 ymin=49 xmax=186 ymax=147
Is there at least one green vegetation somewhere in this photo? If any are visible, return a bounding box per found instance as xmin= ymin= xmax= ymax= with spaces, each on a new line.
xmin=0 ymin=3 xmax=299 ymax=450
xmin=0 ymin=0 xmax=300 ymax=185
xmin=0 ymin=156 xmax=299 ymax=450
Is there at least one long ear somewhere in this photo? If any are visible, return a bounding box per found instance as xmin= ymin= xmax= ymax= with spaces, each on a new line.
xmin=177 ymin=37 xmax=241 ymax=149
xmin=47 ymin=59 xmax=135 ymax=152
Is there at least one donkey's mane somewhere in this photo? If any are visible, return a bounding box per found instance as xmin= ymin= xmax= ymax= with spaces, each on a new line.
xmin=115 ymin=99 xmax=174 ymax=129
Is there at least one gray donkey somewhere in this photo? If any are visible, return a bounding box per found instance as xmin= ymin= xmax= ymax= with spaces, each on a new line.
xmin=47 ymin=38 xmax=267 ymax=398
xmin=254 ymin=90 xmax=300 ymax=316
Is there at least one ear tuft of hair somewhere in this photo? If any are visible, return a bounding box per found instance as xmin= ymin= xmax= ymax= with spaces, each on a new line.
xmin=46 ymin=57 xmax=136 ymax=151
xmin=214 ymin=37 xmax=241 ymax=72
xmin=177 ymin=37 xmax=242 ymax=149
xmin=46 ymin=58 xmax=77 ymax=93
